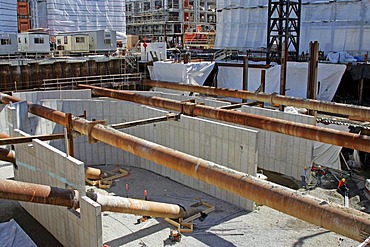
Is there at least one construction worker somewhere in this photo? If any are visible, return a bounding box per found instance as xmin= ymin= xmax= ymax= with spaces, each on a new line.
xmin=301 ymin=166 xmax=308 ymax=189
xmin=311 ymin=164 xmax=326 ymax=187
xmin=337 ymin=178 xmax=348 ymax=195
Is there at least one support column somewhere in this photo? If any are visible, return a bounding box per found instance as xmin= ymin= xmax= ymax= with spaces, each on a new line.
xmin=307 ymin=41 xmax=319 ymax=117
xmin=242 ymin=55 xmax=248 ymax=103
xmin=279 ymin=41 xmax=288 ymax=111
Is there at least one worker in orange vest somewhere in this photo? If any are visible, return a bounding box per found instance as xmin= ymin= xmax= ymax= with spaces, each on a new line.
xmin=337 ymin=178 xmax=348 ymax=194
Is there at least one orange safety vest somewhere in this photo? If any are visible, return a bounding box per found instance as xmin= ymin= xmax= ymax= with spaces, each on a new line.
xmin=338 ymin=180 xmax=345 ymax=188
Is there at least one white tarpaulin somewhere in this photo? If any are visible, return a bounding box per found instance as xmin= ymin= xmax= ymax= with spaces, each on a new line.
xmin=312 ymin=123 xmax=349 ymax=170
xmin=32 ymin=0 xmax=126 ymax=35
xmin=217 ymin=62 xmax=346 ymax=102
xmin=150 ymin=61 xmax=215 ymax=85
xmin=215 ymin=0 xmax=370 ymax=54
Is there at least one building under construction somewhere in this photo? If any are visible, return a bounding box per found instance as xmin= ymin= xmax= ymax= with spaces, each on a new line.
xmin=126 ymin=0 xmax=217 ymax=49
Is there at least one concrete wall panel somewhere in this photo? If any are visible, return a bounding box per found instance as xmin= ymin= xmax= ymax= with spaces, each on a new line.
xmin=241 ymin=106 xmax=314 ymax=180
xmin=5 ymin=102 xmax=102 ymax=247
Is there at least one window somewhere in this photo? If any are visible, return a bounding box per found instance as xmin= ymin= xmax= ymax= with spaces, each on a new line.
xmin=57 ymin=39 xmax=61 ymax=45
xmin=18 ymin=37 xmax=21 ymax=43
xmin=25 ymin=37 xmax=27 ymax=43
xmin=34 ymin=37 xmax=44 ymax=44
xmin=1 ymin=38 xmax=11 ymax=45
xmin=104 ymin=39 xmax=111 ymax=45
xmin=104 ymin=33 xmax=111 ymax=45
xmin=64 ymin=36 xmax=68 ymax=44
xmin=75 ymin=37 xmax=85 ymax=43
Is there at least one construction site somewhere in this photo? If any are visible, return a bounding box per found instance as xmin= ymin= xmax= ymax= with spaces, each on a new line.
xmin=0 ymin=0 xmax=370 ymax=247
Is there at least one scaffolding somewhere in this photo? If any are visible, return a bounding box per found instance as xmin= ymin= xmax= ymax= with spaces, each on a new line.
xmin=126 ymin=0 xmax=216 ymax=49
xmin=266 ymin=0 xmax=301 ymax=63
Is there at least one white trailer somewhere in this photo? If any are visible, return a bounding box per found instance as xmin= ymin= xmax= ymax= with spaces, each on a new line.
xmin=84 ymin=30 xmax=117 ymax=52
xmin=55 ymin=30 xmax=117 ymax=53
xmin=0 ymin=33 xmax=17 ymax=54
xmin=18 ymin=32 xmax=50 ymax=54
xmin=56 ymin=33 xmax=90 ymax=53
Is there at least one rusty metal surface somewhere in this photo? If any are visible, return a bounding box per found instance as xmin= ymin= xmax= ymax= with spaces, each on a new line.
xmin=1 ymin=91 xmax=370 ymax=241
xmin=0 ymin=148 xmax=15 ymax=164
xmin=91 ymin=193 xmax=184 ymax=218
xmin=142 ymin=80 xmax=370 ymax=121
xmin=77 ymin=85 xmax=370 ymax=153
xmin=0 ymin=132 xmax=10 ymax=139
xmin=0 ymin=133 xmax=65 ymax=145
xmin=85 ymin=123 xmax=370 ymax=242
xmin=110 ymin=113 xmax=179 ymax=130
xmin=0 ymin=179 xmax=78 ymax=208
xmin=192 ymin=105 xmax=370 ymax=152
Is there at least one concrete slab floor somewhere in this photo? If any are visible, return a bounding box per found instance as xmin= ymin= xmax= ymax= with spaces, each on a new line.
xmin=91 ymin=164 xmax=360 ymax=247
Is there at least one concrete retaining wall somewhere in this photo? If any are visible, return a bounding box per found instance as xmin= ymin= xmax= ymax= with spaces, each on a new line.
xmin=6 ymin=103 xmax=102 ymax=247
xmin=241 ymin=106 xmax=314 ymax=180
xmin=49 ymin=98 xmax=258 ymax=211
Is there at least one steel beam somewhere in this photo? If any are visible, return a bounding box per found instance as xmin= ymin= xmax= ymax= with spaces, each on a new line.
xmin=86 ymin=191 xmax=200 ymax=219
xmin=0 ymin=132 xmax=9 ymax=139
xmin=0 ymin=148 xmax=15 ymax=164
xmin=110 ymin=113 xmax=179 ymax=130
xmin=0 ymin=133 xmax=65 ymax=145
xmin=0 ymin=179 xmax=79 ymax=208
xmin=0 ymin=179 xmax=199 ymax=219
xmin=1 ymin=92 xmax=370 ymax=241
xmin=77 ymin=85 xmax=370 ymax=153
xmin=142 ymin=80 xmax=370 ymax=121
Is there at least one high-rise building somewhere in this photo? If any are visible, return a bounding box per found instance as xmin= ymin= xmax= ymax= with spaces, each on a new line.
xmin=29 ymin=0 xmax=126 ymax=36
xmin=0 ymin=0 xmax=18 ymax=33
xmin=126 ymin=0 xmax=216 ymax=49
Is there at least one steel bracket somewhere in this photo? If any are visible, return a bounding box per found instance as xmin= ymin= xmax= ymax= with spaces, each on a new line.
xmin=86 ymin=120 xmax=106 ymax=143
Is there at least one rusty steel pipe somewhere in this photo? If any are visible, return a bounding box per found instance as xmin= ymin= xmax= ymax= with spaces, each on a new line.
xmin=77 ymin=85 xmax=370 ymax=153
xmin=0 ymin=179 xmax=79 ymax=208
xmin=143 ymin=80 xmax=370 ymax=121
xmin=0 ymin=148 xmax=15 ymax=164
xmin=77 ymin=122 xmax=370 ymax=242
xmin=86 ymin=191 xmax=201 ymax=219
xmin=0 ymin=132 xmax=10 ymax=139
xmin=0 ymin=92 xmax=369 ymax=241
xmin=0 ymin=180 xmax=199 ymax=219
xmin=0 ymin=133 xmax=66 ymax=145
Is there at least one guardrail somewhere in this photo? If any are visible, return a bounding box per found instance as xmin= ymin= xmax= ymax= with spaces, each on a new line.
xmin=42 ymin=73 xmax=143 ymax=91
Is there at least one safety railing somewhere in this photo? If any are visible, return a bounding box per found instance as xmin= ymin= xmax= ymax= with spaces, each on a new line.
xmin=42 ymin=73 xmax=143 ymax=91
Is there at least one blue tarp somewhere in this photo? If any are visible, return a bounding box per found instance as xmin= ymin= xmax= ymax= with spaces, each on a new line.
xmin=0 ymin=219 xmax=36 ymax=247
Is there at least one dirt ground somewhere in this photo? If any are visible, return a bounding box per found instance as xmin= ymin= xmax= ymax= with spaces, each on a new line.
xmin=0 ymin=162 xmax=366 ymax=247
